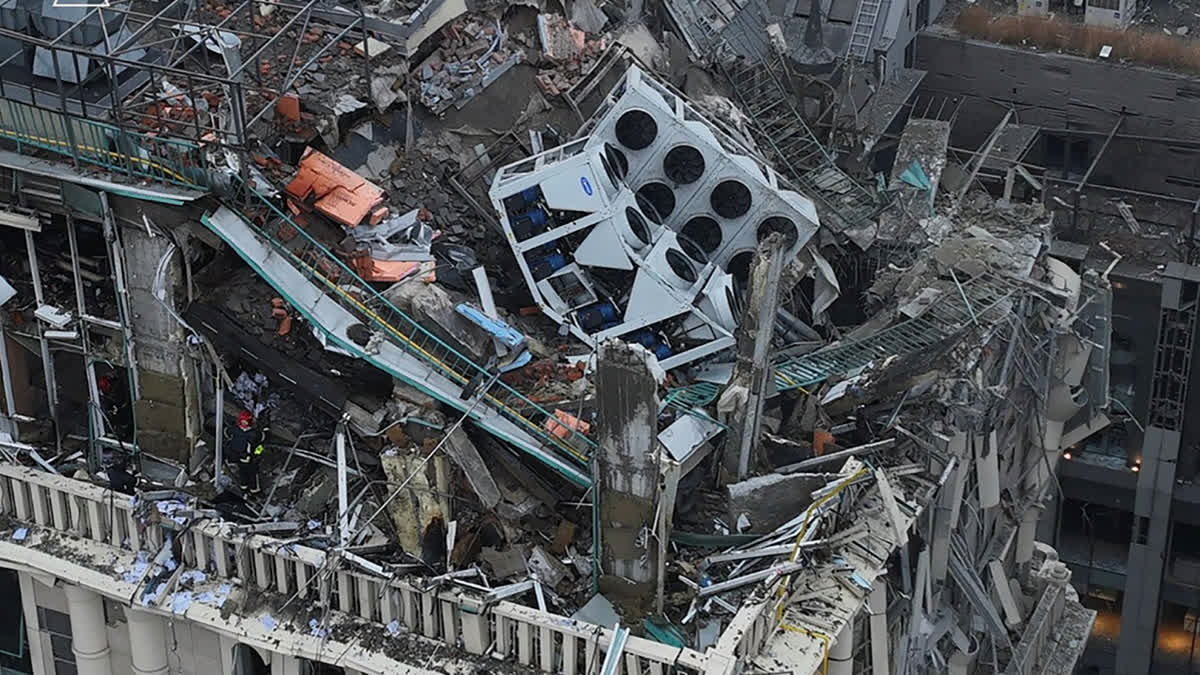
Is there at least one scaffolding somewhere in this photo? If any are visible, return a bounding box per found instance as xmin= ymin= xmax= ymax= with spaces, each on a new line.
xmin=0 ymin=0 xmax=373 ymax=188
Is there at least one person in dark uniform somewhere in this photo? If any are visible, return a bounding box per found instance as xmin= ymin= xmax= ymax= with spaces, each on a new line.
xmin=97 ymin=374 xmax=133 ymax=439
xmin=228 ymin=410 xmax=268 ymax=497
xmin=108 ymin=453 xmax=138 ymax=495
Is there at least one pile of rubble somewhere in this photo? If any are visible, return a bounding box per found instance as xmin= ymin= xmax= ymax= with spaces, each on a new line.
xmin=416 ymin=15 xmax=522 ymax=115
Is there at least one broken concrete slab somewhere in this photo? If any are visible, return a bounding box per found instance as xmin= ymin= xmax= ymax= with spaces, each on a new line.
xmin=480 ymin=546 xmax=527 ymax=580
xmin=726 ymin=472 xmax=837 ymax=533
xmin=296 ymin=468 xmax=338 ymax=517
xmin=392 ymin=378 xmax=438 ymax=410
xmin=527 ymin=545 xmax=571 ymax=587
xmin=355 ymin=36 xmax=392 ymax=58
xmin=385 ymin=280 xmax=492 ymax=363
xmin=572 ymin=592 xmax=620 ymax=627
xmin=442 ymin=427 xmax=501 ymax=510
xmin=569 ymin=0 xmax=608 ymax=34
xmin=371 ymin=74 xmax=406 ymax=112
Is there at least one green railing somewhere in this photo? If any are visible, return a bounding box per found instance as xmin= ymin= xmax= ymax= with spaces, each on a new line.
xmin=664 ymin=272 xmax=1021 ymax=409
xmin=228 ymin=180 xmax=597 ymax=473
xmin=0 ymin=98 xmax=209 ymax=189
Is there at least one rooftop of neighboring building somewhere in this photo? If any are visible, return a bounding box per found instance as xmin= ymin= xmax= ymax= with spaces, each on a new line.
xmin=935 ymin=0 xmax=1200 ymax=76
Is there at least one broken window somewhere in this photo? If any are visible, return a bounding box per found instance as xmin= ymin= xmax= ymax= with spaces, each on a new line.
xmin=1042 ymin=133 xmax=1091 ymax=176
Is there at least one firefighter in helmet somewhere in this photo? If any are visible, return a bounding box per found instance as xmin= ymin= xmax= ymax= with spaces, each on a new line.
xmin=228 ymin=410 xmax=268 ymax=496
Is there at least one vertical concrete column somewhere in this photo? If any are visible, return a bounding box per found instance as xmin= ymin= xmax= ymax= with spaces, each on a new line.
xmin=18 ymin=572 xmax=49 ymax=675
xmin=120 ymin=223 xmax=200 ymax=463
xmin=1016 ymin=503 xmax=1040 ymax=565
xmin=595 ymin=340 xmax=659 ymax=590
xmin=62 ymin=585 xmax=111 ymax=675
xmin=125 ymin=608 xmax=169 ymax=675
xmin=828 ymin=619 xmax=854 ymax=675
xmin=868 ymin=584 xmax=889 ymax=675
xmin=458 ymin=597 xmax=488 ymax=655
xmin=722 ymin=233 xmax=786 ymax=480
xmin=270 ymin=653 xmax=302 ymax=675
xmin=218 ymin=635 xmax=237 ymax=674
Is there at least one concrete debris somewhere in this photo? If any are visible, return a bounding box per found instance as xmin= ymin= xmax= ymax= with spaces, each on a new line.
xmin=417 ymin=15 xmax=521 ymax=115
xmin=385 ymin=279 xmax=492 ymax=363
xmin=0 ymin=3 xmax=1132 ymax=673
xmin=442 ymin=427 xmax=501 ymax=509
xmin=527 ymin=545 xmax=571 ymax=587
xmin=725 ymin=472 xmax=834 ymax=534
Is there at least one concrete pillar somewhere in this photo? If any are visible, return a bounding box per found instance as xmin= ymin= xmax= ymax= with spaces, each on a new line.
xmin=829 ymin=619 xmax=854 ymax=675
xmin=270 ymin=653 xmax=301 ymax=675
xmin=868 ymin=584 xmax=889 ymax=675
xmin=18 ymin=572 xmax=49 ymax=675
xmin=62 ymin=584 xmax=111 ymax=675
xmin=119 ymin=220 xmax=200 ymax=462
xmin=218 ymin=635 xmax=237 ymax=674
xmin=596 ymin=340 xmax=658 ymax=591
xmin=126 ymin=608 xmax=169 ymax=675
xmin=1016 ymin=503 xmax=1040 ymax=565
xmin=459 ymin=597 xmax=488 ymax=655
xmin=722 ymin=233 xmax=786 ymax=480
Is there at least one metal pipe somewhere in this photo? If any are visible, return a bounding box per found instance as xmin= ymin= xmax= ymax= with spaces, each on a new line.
xmin=0 ymin=322 xmax=15 ymax=420
xmin=214 ymin=371 xmax=223 ymax=487
xmin=226 ymin=0 xmax=319 ymax=78
xmin=336 ymin=421 xmax=349 ymax=547
xmin=25 ymin=230 xmax=60 ymax=444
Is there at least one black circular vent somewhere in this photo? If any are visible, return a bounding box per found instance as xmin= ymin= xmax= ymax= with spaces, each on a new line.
xmin=666 ymin=249 xmax=698 ymax=284
xmin=624 ymin=207 xmax=651 ymax=246
xmin=678 ymin=234 xmax=709 ymax=265
xmin=711 ymin=180 xmax=752 ymax=219
xmin=663 ymin=145 xmax=705 ymax=185
xmin=682 ymin=216 xmax=722 ymax=254
xmin=636 ymin=182 xmax=676 ymax=223
xmin=728 ymin=251 xmax=754 ymax=285
xmin=757 ymin=216 xmax=799 ymax=250
xmin=601 ymin=143 xmax=629 ymax=188
xmin=615 ymin=110 xmax=658 ymax=150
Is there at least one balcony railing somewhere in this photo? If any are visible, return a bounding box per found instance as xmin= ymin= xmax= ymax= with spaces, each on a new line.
xmin=0 ymin=463 xmax=712 ymax=674
xmin=0 ymin=97 xmax=210 ymax=189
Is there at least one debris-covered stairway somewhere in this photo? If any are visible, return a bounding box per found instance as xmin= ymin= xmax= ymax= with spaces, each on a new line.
xmin=202 ymin=200 xmax=595 ymax=488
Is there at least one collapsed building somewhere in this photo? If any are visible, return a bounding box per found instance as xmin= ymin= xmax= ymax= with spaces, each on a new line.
xmin=8 ymin=0 xmax=1200 ymax=673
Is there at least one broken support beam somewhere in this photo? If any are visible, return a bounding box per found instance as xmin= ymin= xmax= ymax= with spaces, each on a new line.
xmin=778 ymin=438 xmax=897 ymax=472
xmin=697 ymin=562 xmax=806 ymax=597
xmin=726 ymin=233 xmax=787 ymax=480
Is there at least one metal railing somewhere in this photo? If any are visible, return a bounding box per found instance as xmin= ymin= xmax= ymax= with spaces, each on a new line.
xmin=0 ymin=97 xmax=209 ymax=188
xmin=664 ymin=271 xmax=1022 ymax=409
xmin=228 ymin=183 xmax=598 ymax=471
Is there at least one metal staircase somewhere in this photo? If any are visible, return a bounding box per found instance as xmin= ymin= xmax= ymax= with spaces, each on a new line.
xmin=718 ymin=51 xmax=885 ymax=232
xmin=665 ymin=271 xmax=1023 ymax=409
xmin=1147 ymin=273 xmax=1199 ymax=432
xmin=847 ymin=0 xmax=884 ymax=61
xmin=202 ymin=187 xmax=595 ymax=488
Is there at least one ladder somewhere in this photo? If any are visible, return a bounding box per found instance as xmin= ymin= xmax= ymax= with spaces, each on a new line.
xmin=847 ymin=0 xmax=883 ymax=61
xmin=718 ymin=52 xmax=886 ymax=231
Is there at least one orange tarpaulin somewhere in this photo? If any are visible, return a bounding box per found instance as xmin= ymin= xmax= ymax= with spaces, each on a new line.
xmin=285 ymin=148 xmax=385 ymax=227
xmin=545 ymin=409 xmax=590 ymax=439
xmin=350 ymin=257 xmax=436 ymax=283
